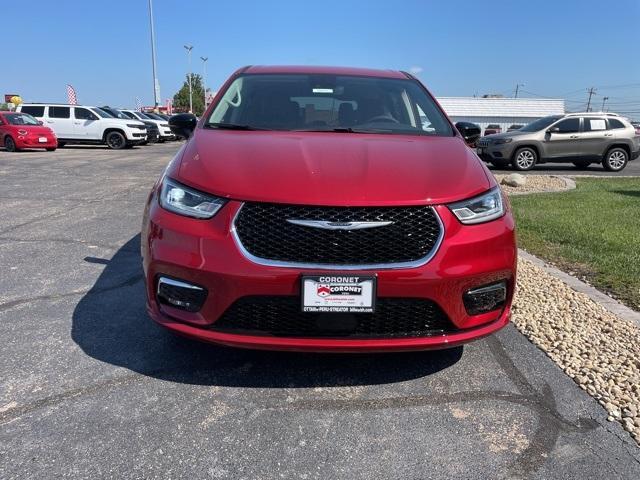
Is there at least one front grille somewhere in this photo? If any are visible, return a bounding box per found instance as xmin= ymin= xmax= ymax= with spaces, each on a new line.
xmin=211 ymin=296 xmax=455 ymax=338
xmin=477 ymin=139 xmax=490 ymax=147
xmin=234 ymin=203 xmax=442 ymax=266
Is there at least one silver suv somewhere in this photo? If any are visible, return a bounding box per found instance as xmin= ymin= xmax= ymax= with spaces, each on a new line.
xmin=477 ymin=112 xmax=640 ymax=172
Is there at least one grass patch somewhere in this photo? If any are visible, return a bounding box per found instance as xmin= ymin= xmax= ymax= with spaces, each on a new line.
xmin=510 ymin=178 xmax=640 ymax=311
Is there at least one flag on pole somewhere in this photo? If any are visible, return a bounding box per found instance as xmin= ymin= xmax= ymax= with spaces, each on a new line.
xmin=135 ymin=97 xmax=143 ymax=112
xmin=66 ymin=84 xmax=77 ymax=105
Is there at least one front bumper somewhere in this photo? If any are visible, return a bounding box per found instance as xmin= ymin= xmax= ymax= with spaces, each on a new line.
xmin=15 ymin=134 xmax=57 ymax=149
xmin=476 ymin=143 xmax=517 ymax=163
xmin=142 ymin=195 xmax=517 ymax=352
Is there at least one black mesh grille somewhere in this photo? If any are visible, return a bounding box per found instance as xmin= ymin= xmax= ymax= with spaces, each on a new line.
xmin=211 ymin=296 xmax=455 ymax=338
xmin=234 ymin=203 xmax=442 ymax=265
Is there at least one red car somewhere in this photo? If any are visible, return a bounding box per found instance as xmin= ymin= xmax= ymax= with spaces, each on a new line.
xmin=0 ymin=111 xmax=57 ymax=152
xmin=142 ymin=66 xmax=516 ymax=352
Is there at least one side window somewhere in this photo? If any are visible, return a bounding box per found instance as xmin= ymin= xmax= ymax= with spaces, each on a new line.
xmin=0 ymin=116 xmax=4 ymax=125
xmin=20 ymin=106 xmax=45 ymax=117
xmin=49 ymin=106 xmax=71 ymax=119
xmin=74 ymin=107 xmax=97 ymax=120
xmin=608 ymin=119 xmax=625 ymax=129
xmin=554 ymin=118 xmax=580 ymax=133
xmin=583 ymin=118 xmax=606 ymax=132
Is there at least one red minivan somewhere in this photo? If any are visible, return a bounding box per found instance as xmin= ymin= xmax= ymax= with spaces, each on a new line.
xmin=142 ymin=66 xmax=516 ymax=352
xmin=0 ymin=111 xmax=57 ymax=152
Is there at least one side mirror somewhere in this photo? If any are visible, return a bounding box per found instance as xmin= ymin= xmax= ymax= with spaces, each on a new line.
xmin=38 ymin=120 xmax=44 ymax=125
xmin=547 ymin=127 xmax=559 ymax=134
xmin=169 ymin=113 xmax=197 ymax=139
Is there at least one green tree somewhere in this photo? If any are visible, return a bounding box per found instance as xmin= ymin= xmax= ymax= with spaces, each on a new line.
xmin=0 ymin=103 xmax=8 ymax=111
xmin=173 ymin=73 xmax=205 ymax=115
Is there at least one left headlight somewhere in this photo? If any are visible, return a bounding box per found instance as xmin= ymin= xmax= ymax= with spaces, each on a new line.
xmin=447 ymin=188 xmax=504 ymax=225
xmin=493 ymin=138 xmax=512 ymax=145
xmin=159 ymin=177 xmax=226 ymax=219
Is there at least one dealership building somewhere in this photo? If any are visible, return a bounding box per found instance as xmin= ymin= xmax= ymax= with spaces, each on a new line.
xmin=437 ymin=97 xmax=566 ymax=135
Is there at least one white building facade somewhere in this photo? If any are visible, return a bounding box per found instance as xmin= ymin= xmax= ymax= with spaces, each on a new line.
xmin=436 ymin=97 xmax=565 ymax=135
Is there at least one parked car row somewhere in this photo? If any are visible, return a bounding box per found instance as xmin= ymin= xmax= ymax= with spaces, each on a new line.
xmin=475 ymin=112 xmax=640 ymax=171
xmin=0 ymin=103 xmax=181 ymax=152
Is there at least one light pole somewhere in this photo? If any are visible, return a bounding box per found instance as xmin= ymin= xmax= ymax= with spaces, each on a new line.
xmin=601 ymin=96 xmax=609 ymax=112
xmin=200 ymin=56 xmax=208 ymax=109
xmin=514 ymin=83 xmax=525 ymax=98
xmin=148 ymin=0 xmax=160 ymax=109
xmin=184 ymin=45 xmax=193 ymax=113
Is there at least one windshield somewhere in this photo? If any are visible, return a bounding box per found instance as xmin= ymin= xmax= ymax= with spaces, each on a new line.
xmin=520 ymin=115 xmax=563 ymax=132
xmin=92 ymin=107 xmax=114 ymax=118
xmin=206 ymin=74 xmax=453 ymax=136
xmin=106 ymin=108 xmax=129 ymax=120
xmin=5 ymin=113 xmax=40 ymax=126
xmin=137 ymin=112 xmax=152 ymax=120
xmin=146 ymin=113 xmax=164 ymax=121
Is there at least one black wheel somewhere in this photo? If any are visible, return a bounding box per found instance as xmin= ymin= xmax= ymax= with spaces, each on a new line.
xmin=4 ymin=136 xmax=17 ymax=152
xmin=105 ymin=131 xmax=126 ymax=150
xmin=572 ymin=160 xmax=591 ymax=169
xmin=512 ymin=147 xmax=537 ymax=171
xmin=57 ymin=141 xmax=66 ymax=148
xmin=45 ymin=147 xmax=56 ymax=152
xmin=603 ymin=147 xmax=628 ymax=172
xmin=491 ymin=159 xmax=510 ymax=169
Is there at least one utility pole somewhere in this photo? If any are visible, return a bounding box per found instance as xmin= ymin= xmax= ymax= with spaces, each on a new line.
xmin=514 ymin=83 xmax=525 ymax=98
xmin=148 ymin=0 xmax=160 ymax=110
xmin=601 ymin=96 xmax=609 ymax=112
xmin=200 ymin=56 xmax=208 ymax=109
xmin=184 ymin=45 xmax=193 ymax=113
xmin=586 ymin=87 xmax=597 ymax=112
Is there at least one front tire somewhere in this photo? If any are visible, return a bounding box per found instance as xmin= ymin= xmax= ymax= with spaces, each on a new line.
xmin=57 ymin=141 xmax=66 ymax=148
xmin=4 ymin=136 xmax=17 ymax=152
xmin=512 ymin=147 xmax=537 ymax=171
xmin=105 ymin=131 xmax=126 ymax=150
xmin=45 ymin=147 xmax=56 ymax=152
xmin=603 ymin=148 xmax=628 ymax=172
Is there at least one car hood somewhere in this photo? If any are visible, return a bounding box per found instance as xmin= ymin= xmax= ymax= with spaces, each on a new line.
xmin=176 ymin=130 xmax=493 ymax=206
xmin=14 ymin=125 xmax=55 ymax=135
xmin=484 ymin=130 xmax=531 ymax=140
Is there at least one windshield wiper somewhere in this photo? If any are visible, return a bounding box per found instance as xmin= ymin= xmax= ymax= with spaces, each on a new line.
xmin=292 ymin=127 xmax=392 ymax=134
xmin=205 ymin=123 xmax=269 ymax=131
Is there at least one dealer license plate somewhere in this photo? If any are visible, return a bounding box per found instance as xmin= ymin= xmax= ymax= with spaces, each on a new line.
xmin=38 ymin=137 xmax=48 ymax=143
xmin=301 ymin=275 xmax=376 ymax=313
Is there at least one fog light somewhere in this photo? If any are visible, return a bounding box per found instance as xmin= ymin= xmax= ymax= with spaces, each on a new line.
xmin=157 ymin=276 xmax=207 ymax=312
xmin=463 ymin=281 xmax=507 ymax=315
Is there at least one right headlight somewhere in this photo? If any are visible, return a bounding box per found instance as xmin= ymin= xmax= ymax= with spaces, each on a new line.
xmin=159 ymin=177 xmax=226 ymax=219
xmin=447 ymin=188 xmax=504 ymax=224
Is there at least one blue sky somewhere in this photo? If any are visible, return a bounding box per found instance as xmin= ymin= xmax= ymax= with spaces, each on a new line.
xmin=4 ymin=0 xmax=639 ymax=116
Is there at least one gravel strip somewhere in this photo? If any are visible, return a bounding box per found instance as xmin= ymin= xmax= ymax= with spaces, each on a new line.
xmin=494 ymin=174 xmax=569 ymax=195
xmin=513 ymin=257 xmax=640 ymax=445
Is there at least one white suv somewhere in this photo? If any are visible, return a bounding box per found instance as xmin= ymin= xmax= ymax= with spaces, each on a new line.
xmin=17 ymin=104 xmax=147 ymax=149
xmin=120 ymin=109 xmax=174 ymax=142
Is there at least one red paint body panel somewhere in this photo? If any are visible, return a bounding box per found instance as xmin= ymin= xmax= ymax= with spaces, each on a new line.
xmin=142 ymin=66 xmax=517 ymax=351
xmin=0 ymin=112 xmax=57 ymax=150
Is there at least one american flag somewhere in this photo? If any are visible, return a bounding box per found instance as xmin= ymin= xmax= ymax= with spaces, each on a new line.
xmin=135 ymin=97 xmax=143 ymax=112
xmin=66 ymin=84 xmax=77 ymax=105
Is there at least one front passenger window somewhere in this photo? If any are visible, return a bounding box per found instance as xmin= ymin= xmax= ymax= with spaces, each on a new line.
xmin=75 ymin=108 xmax=97 ymax=121
xmin=554 ymin=118 xmax=580 ymax=133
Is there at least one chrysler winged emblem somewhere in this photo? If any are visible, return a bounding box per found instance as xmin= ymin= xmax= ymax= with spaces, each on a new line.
xmin=286 ymin=219 xmax=393 ymax=230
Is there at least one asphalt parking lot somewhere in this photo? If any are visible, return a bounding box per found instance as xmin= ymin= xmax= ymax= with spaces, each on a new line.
xmin=1 ymin=144 xmax=639 ymax=479
xmin=489 ymin=158 xmax=640 ymax=176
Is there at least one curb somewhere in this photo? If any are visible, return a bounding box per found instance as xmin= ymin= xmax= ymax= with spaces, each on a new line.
xmin=518 ymin=249 xmax=640 ymax=328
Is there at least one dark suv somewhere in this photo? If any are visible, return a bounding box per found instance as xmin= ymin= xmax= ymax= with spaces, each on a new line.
xmin=477 ymin=113 xmax=640 ymax=171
